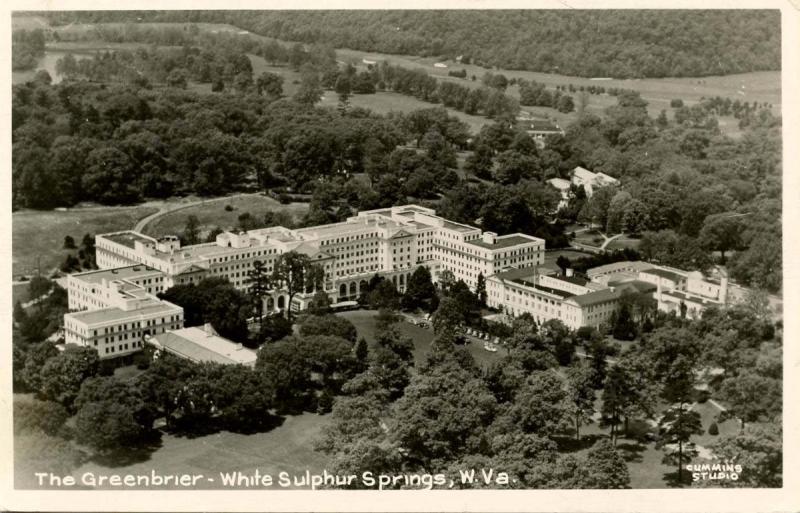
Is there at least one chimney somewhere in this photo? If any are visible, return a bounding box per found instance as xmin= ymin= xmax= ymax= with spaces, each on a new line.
xmin=566 ymin=268 xmax=574 ymax=277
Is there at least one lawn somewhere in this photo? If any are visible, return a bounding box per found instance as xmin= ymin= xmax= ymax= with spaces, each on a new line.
xmin=70 ymin=412 xmax=331 ymax=490
xmin=337 ymin=309 xmax=507 ymax=370
xmin=605 ymin=237 xmax=642 ymax=252
xmin=543 ymin=249 xmax=592 ymax=272
xmin=142 ymin=195 xmax=309 ymax=239
xmin=12 ymin=206 xmax=158 ymax=279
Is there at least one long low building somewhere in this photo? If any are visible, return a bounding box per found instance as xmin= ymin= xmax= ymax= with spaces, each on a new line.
xmin=149 ymin=325 xmax=257 ymax=367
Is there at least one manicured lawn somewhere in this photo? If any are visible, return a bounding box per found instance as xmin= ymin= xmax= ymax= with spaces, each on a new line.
xmin=71 ymin=412 xmax=332 ymax=489
xmin=142 ymin=195 xmax=309 ymax=239
xmin=606 ymin=237 xmax=642 ymax=252
xmin=12 ymin=206 xmax=158 ymax=279
xmin=337 ymin=309 xmax=507 ymax=369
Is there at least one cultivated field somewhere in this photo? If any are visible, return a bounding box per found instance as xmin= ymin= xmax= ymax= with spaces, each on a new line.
xmin=12 ymin=206 xmax=158 ymax=279
xmin=142 ymin=195 xmax=309 ymax=239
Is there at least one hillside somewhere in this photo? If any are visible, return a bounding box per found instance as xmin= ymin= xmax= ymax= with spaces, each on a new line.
xmin=30 ymin=10 xmax=781 ymax=78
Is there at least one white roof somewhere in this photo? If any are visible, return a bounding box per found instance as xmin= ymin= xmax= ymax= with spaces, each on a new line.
xmin=151 ymin=326 xmax=256 ymax=366
xmin=573 ymin=166 xmax=597 ymax=182
xmin=547 ymin=178 xmax=571 ymax=190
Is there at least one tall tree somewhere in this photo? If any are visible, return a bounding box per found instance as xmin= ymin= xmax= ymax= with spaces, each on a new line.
xmin=268 ymin=251 xmax=324 ymax=321
xmin=566 ymin=363 xmax=596 ymax=441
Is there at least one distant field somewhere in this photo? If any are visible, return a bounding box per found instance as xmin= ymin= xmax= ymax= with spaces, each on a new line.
xmin=70 ymin=412 xmax=331 ymax=490
xmin=338 ymin=47 xmax=781 ymax=111
xmin=318 ymin=90 xmax=491 ymax=134
xmin=12 ymin=206 xmax=158 ymax=279
xmin=605 ymin=237 xmax=642 ymax=252
xmin=143 ymin=195 xmax=309 ymax=239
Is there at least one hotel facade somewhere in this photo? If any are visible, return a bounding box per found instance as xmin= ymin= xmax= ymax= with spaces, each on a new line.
xmin=93 ymin=204 xmax=545 ymax=312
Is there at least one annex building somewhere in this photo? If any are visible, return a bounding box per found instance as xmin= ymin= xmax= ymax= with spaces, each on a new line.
xmin=63 ymin=265 xmax=184 ymax=359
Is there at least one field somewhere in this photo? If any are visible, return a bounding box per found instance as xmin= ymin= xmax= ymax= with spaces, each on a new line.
xmin=337 ymin=309 xmax=507 ymax=369
xmin=69 ymin=412 xmax=331 ymax=490
xmin=142 ymin=195 xmax=309 ymax=239
xmin=12 ymin=206 xmax=158 ymax=279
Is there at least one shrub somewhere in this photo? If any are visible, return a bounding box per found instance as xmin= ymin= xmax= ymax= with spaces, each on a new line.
xmin=224 ymin=204 xmax=234 ymax=211
xmin=708 ymin=422 xmax=719 ymax=436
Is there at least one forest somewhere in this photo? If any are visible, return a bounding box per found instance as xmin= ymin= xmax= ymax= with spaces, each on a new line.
xmin=33 ymin=10 xmax=781 ymax=78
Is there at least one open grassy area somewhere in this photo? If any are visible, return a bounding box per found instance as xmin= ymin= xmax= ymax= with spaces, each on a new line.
xmin=605 ymin=237 xmax=643 ymax=252
xmin=142 ymin=195 xmax=309 ymax=239
xmin=337 ymin=309 xmax=507 ymax=370
xmin=70 ymin=412 xmax=331 ymax=489
xmin=12 ymin=206 xmax=158 ymax=279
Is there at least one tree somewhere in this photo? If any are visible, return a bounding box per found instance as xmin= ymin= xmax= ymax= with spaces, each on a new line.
xmin=166 ymin=68 xmax=189 ymax=89
xmin=246 ymin=260 xmax=271 ymax=332
xmin=256 ymin=72 xmax=284 ymax=97
xmin=464 ymin=143 xmax=494 ymax=180
xmin=392 ymin=359 xmax=497 ymax=465
xmin=268 ymin=251 xmax=324 ymax=321
xmin=432 ymin=297 xmax=463 ymax=336
xmin=63 ymin=235 xmax=76 ymax=249
xmin=556 ymin=255 xmax=571 ymax=276
xmin=306 ymin=289 xmax=332 ymax=315
xmin=13 ymin=399 xmax=69 ymax=436
xmin=182 ymin=215 xmax=201 ymax=245
xmin=506 ymin=371 xmax=571 ymax=439
xmin=334 ymin=74 xmax=352 ymax=112
xmin=294 ymin=65 xmax=323 ymax=105
xmin=699 ymin=213 xmax=744 ymax=264
xmin=583 ymin=439 xmax=631 ymax=488
xmin=657 ymin=355 xmax=702 ymax=483
xmin=21 ymin=342 xmax=59 ymax=392
xmin=658 ymin=404 xmax=703 ymax=484
xmin=160 ymin=278 xmax=251 ymax=342
xmin=709 ymin=424 xmax=781 ymax=487
xmin=299 ymin=314 xmax=357 ymax=342
xmin=257 ymin=313 xmax=293 ymax=345
xmin=601 ymin=365 xmax=634 ymax=445
xmin=402 ymin=266 xmax=438 ymax=312
xmin=28 ymin=275 xmax=53 ymax=301
xmin=718 ymin=371 xmax=781 ymax=429
xmin=566 ymin=363 xmax=596 ymax=440
xmin=38 ymin=346 xmax=99 ymax=411
xmin=475 ymin=273 xmax=487 ymax=307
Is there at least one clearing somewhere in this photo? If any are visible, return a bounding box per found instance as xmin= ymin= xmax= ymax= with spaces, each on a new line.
xmin=142 ymin=194 xmax=309 ymax=239
xmin=12 ymin=205 xmax=158 ymax=279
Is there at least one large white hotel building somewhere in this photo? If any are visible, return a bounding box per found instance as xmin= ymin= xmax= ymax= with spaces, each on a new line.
xmin=93 ymin=204 xmax=545 ymax=310
xmin=64 ymin=204 xmax=545 ymax=357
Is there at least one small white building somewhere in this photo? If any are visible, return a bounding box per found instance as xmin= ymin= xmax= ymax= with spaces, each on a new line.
xmin=149 ymin=324 xmax=257 ymax=367
xmin=571 ymin=166 xmax=620 ymax=197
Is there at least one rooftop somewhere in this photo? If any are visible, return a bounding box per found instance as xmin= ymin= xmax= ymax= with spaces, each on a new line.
xmin=587 ymin=260 xmax=654 ymax=276
xmin=71 ymin=265 xmax=163 ymax=285
xmin=150 ymin=326 xmax=256 ymax=366
xmin=566 ymin=288 xmax=621 ymax=307
xmin=66 ymin=299 xmax=181 ymax=326
xmin=642 ymin=268 xmax=686 ymax=282
xmin=550 ymin=273 xmax=590 ymax=286
xmin=614 ymin=280 xmax=658 ymax=295
xmin=442 ymin=219 xmax=478 ymax=233
xmin=103 ymin=231 xmax=155 ymax=250
xmin=467 ymin=234 xmax=539 ymax=250
xmin=547 ymin=178 xmax=571 ymax=190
